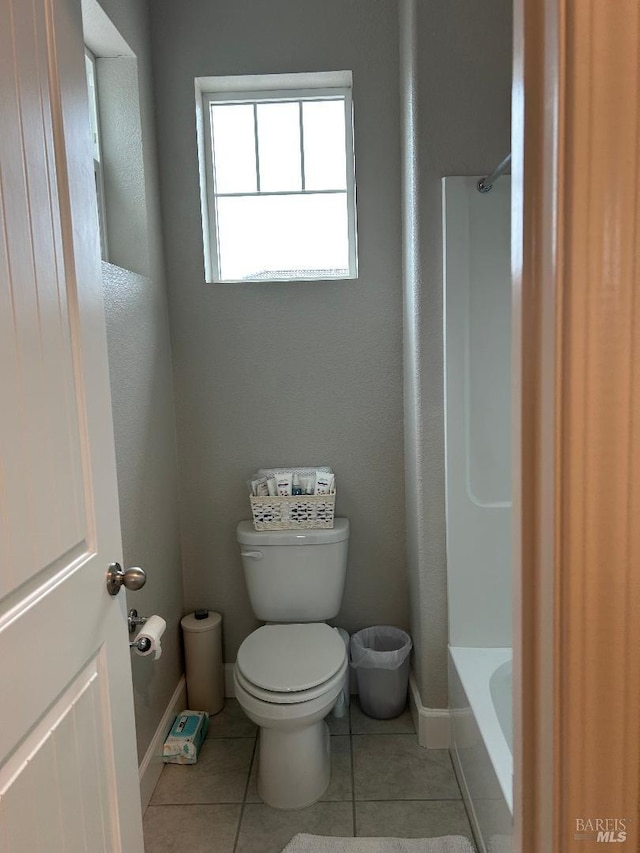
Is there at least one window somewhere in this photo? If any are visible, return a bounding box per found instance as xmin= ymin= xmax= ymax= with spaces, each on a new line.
xmin=83 ymin=0 xmax=152 ymax=277
xmin=85 ymin=48 xmax=109 ymax=260
xmin=196 ymin=72 xmax=358 ymax=283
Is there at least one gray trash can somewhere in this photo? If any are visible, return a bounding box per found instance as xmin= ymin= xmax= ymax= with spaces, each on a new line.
xmin=350 ymin=626 xmax=412 ymax=719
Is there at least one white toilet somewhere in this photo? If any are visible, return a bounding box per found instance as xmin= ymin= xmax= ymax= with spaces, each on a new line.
xmin=234 ymin=518 xmax=350 ymax=810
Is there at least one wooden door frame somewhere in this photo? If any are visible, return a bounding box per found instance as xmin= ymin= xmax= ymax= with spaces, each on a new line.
xmin=512 ymin=0 xmax=560 ymax=848
xmin=513 ymin=1 xmax=640 ymax=850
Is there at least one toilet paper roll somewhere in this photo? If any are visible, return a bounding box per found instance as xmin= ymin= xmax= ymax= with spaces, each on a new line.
xmin=134 ymin=615 xmax=166 ymax=660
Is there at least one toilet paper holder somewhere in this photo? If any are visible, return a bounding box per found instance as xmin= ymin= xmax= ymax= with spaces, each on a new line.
xmin=128 ymin=610 xmax=152 ymax=653
xmin=130 ymin=635 xmax=152 ymax=653
xmin=128 ymin=608 xmax=148 ymax=634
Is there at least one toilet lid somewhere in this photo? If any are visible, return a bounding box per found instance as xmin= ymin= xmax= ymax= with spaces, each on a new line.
xmin=236 ymin=623 xmax=347 ymax=693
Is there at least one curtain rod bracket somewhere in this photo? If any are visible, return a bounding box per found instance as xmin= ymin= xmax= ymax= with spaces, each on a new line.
xmin=477 ymin=152 xmax=511 ymax=193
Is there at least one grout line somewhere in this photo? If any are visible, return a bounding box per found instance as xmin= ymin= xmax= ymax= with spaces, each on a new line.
xmin=351 ymin=798 xmax=467 ymax=804
xmin=349 ymin=701 xmax=356 ymax=837
xmin=349 ymin=741 xmax=356 ymax=836
xmin=447 ymin=750 xmax=463 ymax=795
xmin=144 ymin=796 xmax=467 ymax=809
xmin=447 ymin=750 xmax=478 ymax=851
xmin=350 ymin=731 xmax=418 ymax=737
xmin=232 ymin=734 xmax=258 ymax=853
xmin=144 ymin=801 xmax=247 ymax=808
xmin=206 ymin=735 xmax=258 ymax=740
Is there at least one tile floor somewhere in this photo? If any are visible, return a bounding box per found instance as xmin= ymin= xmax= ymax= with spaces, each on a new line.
xmin=144 ymin=699 xmax=475 ymax=853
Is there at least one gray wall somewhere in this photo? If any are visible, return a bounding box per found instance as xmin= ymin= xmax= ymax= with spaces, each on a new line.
xmin=150 ymin=0 xmax=409 ymax=662
xmin=92 ymin=0 xmax=184 ymax=760
xmin=400 ymin=0 xmax=512 ymax=707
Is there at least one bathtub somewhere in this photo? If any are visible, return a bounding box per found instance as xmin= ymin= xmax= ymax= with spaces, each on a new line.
xmin=449 ymin=646 xmax=513 ymax=853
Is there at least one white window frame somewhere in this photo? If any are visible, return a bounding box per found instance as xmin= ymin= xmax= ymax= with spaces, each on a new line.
xmin=196 ymin=72 xmax=358 ymax=284
xmin=84 ymin=48 xmax=109 ymax=262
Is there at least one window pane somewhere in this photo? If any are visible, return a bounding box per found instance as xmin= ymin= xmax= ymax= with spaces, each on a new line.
xmin=256 ymin=102 xmax=302 ymax=192
xmin=302 ymin=100 xmax=347 ymax=190
xmin=216 ymin=193 xmax=350 ymax=280
xmin=211 ymin=104 xmax=256 ymax=193
xmin=84 ymin=53 xmax=101 ymax=162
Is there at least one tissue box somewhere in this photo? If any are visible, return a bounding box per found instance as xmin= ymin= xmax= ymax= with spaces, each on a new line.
xmin=162 ymin=710 xmax=209 ymax=764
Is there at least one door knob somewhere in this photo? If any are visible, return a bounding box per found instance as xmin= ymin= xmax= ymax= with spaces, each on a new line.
xmin=106 ymin=562 xmax=147 ymax=596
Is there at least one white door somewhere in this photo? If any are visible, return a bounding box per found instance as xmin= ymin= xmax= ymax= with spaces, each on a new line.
xmin=0 ymin=0 xmax=145 ymax=850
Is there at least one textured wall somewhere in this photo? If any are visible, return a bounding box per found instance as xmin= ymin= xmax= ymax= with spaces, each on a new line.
xmin=150 ymin=0 xmax=409 ymax=662
xmin=400 ymin=0 xmax=512 ymax=708
xmin=399 ymin=0 xmax=428 ymax=706
xmin=98 ymin=56 xmax=150 ymax=277
xmin=94 ymin=0 xmax=184 ymax=761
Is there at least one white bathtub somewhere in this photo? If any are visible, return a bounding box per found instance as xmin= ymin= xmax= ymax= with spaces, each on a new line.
xmin=449 ymin=646 xmax=513 ymax=853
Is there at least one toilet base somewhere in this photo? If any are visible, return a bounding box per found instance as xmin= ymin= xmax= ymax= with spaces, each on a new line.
xmin=257 ymin=720 xmax=331 ymax=809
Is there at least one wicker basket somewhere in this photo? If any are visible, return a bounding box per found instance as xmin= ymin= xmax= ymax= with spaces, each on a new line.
xmin=249 ymin=466 xmax=336 ymax=530
xmin=249 ymin=493 xmax=336 ymax=530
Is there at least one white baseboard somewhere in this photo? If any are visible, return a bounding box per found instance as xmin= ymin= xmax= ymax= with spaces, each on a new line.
xmin=409 ymin=670 xmax=451 ymax=749
xmin=138 ymin=676 xmax=187 ymax=812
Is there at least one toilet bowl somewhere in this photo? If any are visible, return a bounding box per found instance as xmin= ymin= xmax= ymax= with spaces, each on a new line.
xmin=234 ymin=622 xmax=348 ymax=809
xmin=235 ymin=519 xmax=350 ymax=809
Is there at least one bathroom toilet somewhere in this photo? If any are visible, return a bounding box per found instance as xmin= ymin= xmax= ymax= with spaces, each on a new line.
xmin=234 ymin=519 xmax=350 ymax=810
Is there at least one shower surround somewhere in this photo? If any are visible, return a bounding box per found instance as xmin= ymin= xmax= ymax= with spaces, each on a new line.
xmin=443 ymin=176 xmax=513 ymax=852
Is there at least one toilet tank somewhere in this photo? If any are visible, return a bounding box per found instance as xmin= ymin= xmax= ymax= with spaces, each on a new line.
xmin=236 ymin=519 xmax=350 ymax=622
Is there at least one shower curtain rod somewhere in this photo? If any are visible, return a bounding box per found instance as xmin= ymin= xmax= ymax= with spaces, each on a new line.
xmin=477 ymin=153 xmax=512 ymax=193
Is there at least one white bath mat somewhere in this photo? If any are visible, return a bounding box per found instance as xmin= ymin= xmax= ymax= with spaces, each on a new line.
xmin=281 ymin=835 xmax=475 ymax=853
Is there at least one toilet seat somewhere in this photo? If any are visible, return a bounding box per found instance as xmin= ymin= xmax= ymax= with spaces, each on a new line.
xmin=236 ymin=623 xmax=347 ymax=703
xmin=235 ymin=659 xmax=347 ymax=705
